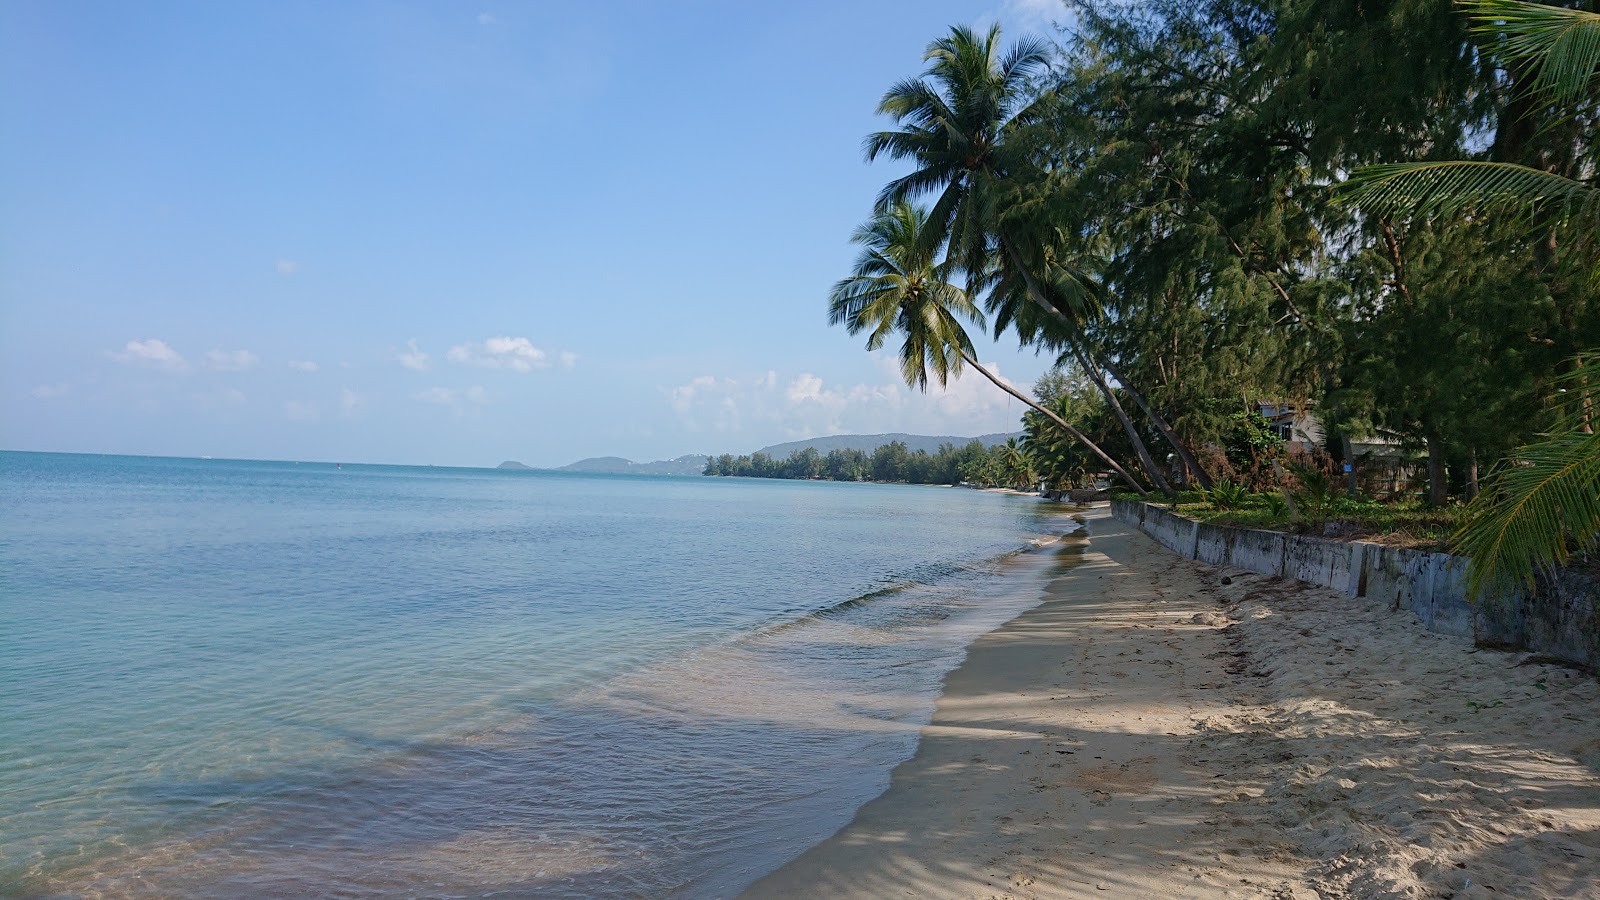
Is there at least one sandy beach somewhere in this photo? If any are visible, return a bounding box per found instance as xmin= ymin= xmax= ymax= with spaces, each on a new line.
xmin=743 ymin=507 xmax=1600 ymax=899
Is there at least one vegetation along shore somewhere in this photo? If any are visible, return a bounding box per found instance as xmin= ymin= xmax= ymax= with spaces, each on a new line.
xmin=736 ymin=2 xmax=1600 ymax=895
xmin=810 ymin=0 xmax=1597 ymax=600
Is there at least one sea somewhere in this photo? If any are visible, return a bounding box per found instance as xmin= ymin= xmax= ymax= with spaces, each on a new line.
xmin=0 ymin=451 xmax=1080 ymax=898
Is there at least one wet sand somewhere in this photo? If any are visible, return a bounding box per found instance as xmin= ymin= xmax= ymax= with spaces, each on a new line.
xmin=743 ymin=508 xmax=1600 ymax=899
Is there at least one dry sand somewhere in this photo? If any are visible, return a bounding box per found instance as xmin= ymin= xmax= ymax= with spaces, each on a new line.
xmin=741 ymin=508 xmax=1600 ymax=899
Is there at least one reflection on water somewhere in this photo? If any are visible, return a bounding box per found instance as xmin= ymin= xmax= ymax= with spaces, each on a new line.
xmin=1 ymin=452 xmax=1082 ymax=898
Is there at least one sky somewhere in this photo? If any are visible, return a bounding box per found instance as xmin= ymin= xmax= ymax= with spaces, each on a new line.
xmin=1 ymin=0 xmax=1072 ymax=468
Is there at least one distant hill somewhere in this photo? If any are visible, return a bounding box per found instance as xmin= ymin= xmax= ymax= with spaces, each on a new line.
xmin=558 ymin=454 xmax=709 ymax=476
xmin=753 ymin=432 xmax=1021 ymax=457
xmin=496 ymin=460 xmax=534 ymax=470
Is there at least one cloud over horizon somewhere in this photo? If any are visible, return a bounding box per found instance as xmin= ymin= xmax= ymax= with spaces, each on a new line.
xmin=110 ymin=338 xmax=188 ymax=373
xmin=447 ymin=336 xmax=550 ymax=372
xmin=664 ymin=358 xmax=1030 ymax=448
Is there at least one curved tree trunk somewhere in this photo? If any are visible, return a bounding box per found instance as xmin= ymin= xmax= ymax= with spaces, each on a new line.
xmin=955 ymin=348 xmax=1149 ymax=497
xmin=1070 ymin=346 xmax=1174 ymax=496
xmin=1000 ymin=241 xmax=1182 ymax=497
xmin=1093 ymin=353 xmax=1214 ymax=489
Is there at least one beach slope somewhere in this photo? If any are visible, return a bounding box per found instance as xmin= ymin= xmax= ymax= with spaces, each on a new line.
xmin=742 ymin=509 xmax=1599 ymax=899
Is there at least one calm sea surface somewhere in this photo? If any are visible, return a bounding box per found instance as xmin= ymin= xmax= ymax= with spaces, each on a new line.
xmin=0 ymin=451 xmax=1079 ymax=898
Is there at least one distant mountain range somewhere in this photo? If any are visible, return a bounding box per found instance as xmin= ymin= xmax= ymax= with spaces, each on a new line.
xmin=497 ymin=455 xmax=710 ymax=476
xmin=752 ymin=432 xmax=1021 ymax=458
xmin=560 ymin=455 xmax=709 ymax=475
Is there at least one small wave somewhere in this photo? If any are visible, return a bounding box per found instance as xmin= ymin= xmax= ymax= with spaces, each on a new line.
xmin=751 ymin=522 xmax=1079 ymax=639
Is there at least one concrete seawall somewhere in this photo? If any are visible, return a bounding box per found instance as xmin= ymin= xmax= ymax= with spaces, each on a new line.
xmin=1111 ymin=500 xmax=1598 ymax=670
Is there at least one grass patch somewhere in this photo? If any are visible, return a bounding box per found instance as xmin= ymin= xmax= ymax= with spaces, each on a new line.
xmin=1132 ymin=495 xmax=1462 ymax=549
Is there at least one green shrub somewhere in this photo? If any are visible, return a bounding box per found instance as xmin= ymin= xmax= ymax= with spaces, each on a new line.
xmin=1263 ymin=493 xmax=1289 ymax=517
xmin=1205 ymin=478 xmax=1249 ymax=510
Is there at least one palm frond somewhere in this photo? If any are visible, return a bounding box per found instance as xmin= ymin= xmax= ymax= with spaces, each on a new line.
xmin=1340 ymin=160 xmax=1598 ymax=225
xmin=998 ymin=34 xmax=1052 ymax=81
xmin=829 ymin=201 xmax=980 ymax=391
xmin=1456 ymin=427 xmax=1600 ymax=598
xmin=863 ymin=128 xmax=938 ymax=166
xmin=874 ymin=78 xmax=959 ymax=131
xmin=1463 ymin=0 xmax=1600 ymax=106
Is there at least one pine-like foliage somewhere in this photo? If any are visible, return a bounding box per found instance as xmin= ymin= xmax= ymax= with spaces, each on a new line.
xmin=1341 ymin=2 xmax=1600 ymax=253
xmin=1334 ymin=1 xmax=1599 ymax=596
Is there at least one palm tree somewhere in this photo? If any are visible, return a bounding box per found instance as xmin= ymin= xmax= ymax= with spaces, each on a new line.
xmin=828 ymin=201 xmax=1151 ymax=495
xmin=999 ymin=437 xmax=1036 ymax=490
xmin=866 ymin=23 xmax=1211 ymax=494
xmin=1344 ymin=0 xmax=1600 ymax=597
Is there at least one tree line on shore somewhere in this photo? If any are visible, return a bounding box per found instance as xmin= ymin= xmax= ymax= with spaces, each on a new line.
xmin=820 ymin=0 xmax=1596 ymax=595
xmin=702 ymin=439 xmax=1039 ymax=487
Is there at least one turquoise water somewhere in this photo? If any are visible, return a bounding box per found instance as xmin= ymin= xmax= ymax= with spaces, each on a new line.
xmin=0 ymin=451 xmax=1077 ymax=897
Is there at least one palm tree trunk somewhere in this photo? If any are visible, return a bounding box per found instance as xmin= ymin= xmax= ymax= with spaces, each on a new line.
xmin=1092 ymin=353 xmax=1214 ymax=489
xmin=1425 ymin=433 xmax=1449 ymax=506
xmin=1465 ymin=449 xmax=1480 ymax=503
xmin=1000 ymin=240 xmax=1177 ymax=497
xmin=955 ymin=348 xmax=1149 ymax=497
xmin=1070 ymin=346 xmax=1174 ymax=496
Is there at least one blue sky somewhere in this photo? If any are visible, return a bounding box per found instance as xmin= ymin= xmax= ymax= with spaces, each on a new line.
xmin=2 ymin=0 xmax=1068 ymax=467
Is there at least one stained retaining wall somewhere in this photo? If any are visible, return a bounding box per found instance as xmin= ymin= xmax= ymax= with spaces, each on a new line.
xmin=1111 ymin=500 xmax=1598 ymax=670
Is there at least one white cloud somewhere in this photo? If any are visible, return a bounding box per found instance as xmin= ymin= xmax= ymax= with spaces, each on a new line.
xmin=110 ymin=338 xmax=188 ymax=373
xmin=31 ymin=383 xmax=69 ymax=399
xmin=477 ymin=11 xmax=495 ymax=25
xmin=447 ymin=336 xmax=548 ymax=372
xmin=204 ymin=349 xmax=259 ymax=371
xmin=664 ymin=358 xmax=1029 ymax=442
xmin=284 ymin=400 xmax=319 ymax=422
xmin=414 ymin=385 xmax=488 ymax=406
xmin=785 ymin=373 xmax=825 ymax=405
xmin=340 ymin=386 xmax=362 ymax=415
xmin=398 ymin=339 xmax=430 ymax=372
xmin=276 ymin=259 xmax=299 ymax=276
xmin=559 ymin=350 xmax=579 ymax=369
xmin=288 ymin=359 xmax=319 ymax=373
xmin=669 ymin=375 xmax=728 ymax=415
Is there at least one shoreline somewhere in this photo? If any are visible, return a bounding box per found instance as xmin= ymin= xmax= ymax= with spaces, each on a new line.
xmin=742 ymin=507 xmax=1600 ymax=898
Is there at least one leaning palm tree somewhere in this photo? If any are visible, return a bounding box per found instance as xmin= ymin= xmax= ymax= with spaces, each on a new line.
xmin=866 ymin=24 xmax=1211 ymax=493
xmin=829 ymin=201 xmax=1152 ymax=495
xmin=1344 ymin=0 xmax=1600 ymax=597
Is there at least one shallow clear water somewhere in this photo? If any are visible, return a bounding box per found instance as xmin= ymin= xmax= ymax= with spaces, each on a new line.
xmin=0 ymin=451 xmax=1078 ymax=897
